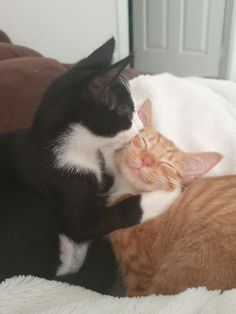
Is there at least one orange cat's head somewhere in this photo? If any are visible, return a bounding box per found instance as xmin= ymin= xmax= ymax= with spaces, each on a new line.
xmin=114 ymin=100 xmax=222 ymax=192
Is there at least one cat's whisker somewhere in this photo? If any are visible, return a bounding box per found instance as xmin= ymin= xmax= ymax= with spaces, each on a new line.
xmin=157 ymin=177 xmax=187 ymax=191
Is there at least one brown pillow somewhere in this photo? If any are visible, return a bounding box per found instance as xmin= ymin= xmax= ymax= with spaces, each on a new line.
xmin=0 ymin=57 xmax=67 ymax=132
xmin=0 ymin=43 xmax=42 ymax=61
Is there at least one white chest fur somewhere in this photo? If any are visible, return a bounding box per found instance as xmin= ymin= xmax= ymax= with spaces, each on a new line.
xmin=53 ymin=124 xmax=103 ymax=181
xmin=53 ymin=118 xmax=143 ymax=181
xmin=108 ymin=175 xmax=136 ymax=205
xmin=140 ymin=188 xmax=181 ymax=222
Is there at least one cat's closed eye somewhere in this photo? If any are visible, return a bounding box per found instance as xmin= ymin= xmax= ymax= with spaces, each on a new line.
xmin=139 ymin=136 xmax=148 ymax=149
xmin=159 ymin=161 xmax=176 ymax=171
xmin=132 ymin=135 xmax=147 ymax=149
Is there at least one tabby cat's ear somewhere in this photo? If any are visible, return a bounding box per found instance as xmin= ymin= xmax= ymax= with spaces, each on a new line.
xmin=138 ymin=99 xmax=153 ymax=127
xmin=89 ymin=55 xmax=133 ymax=99
xmin=180 ymin=152 xmax=222 ymax=184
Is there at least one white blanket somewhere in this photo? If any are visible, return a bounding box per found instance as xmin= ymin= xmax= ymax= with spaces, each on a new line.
xmin=1 ymin=276 xmax=236 ymax=314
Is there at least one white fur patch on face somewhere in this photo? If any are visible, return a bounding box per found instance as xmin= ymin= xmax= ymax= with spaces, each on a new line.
xmin=57 ymin=234 xmax=90 ymax=276
xmin=141 ymin=188 xmax=181 ymax=222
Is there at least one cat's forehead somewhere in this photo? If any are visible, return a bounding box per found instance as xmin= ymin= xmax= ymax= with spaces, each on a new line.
xmin=140 ymin=128 xmax=177 ymax=155
xmin=141 ymin=128 xmax=165 ymax=148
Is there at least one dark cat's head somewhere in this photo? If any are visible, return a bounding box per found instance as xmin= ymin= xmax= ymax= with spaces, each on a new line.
xmin=31 ymin=38 xmax=143 ymax=151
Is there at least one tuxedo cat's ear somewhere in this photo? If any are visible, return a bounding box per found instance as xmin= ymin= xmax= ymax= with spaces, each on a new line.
xmin=80 ymin=37 xmax=115 ymax=69
xmin=138 ymin=99 xmax=153 ymax=127
xmin=103 ymin=54 xmax=133 ymax=84
xmin=180 ymin=152 xmax=222 ymax=184
xmin=89 ymin=55 xmax=133 ymax=98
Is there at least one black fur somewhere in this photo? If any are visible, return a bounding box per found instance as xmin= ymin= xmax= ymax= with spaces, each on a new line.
xmin=0 ymin=38 xmax=141 ymax=291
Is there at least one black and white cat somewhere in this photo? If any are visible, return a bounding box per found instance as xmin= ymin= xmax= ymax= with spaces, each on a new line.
xmin=0 ymin=38 xmax=160 ymax=292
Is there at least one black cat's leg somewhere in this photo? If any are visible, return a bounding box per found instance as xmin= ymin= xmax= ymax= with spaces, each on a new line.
xmin=60 ymin=194 xmax=142 ymax=242
xmin=61 ymin=191 xmax=165 ymax=243
xmin=0 ymin=192 xmax=60 ymax=281
xmin=55 ymin=238 xmax=125 ymax=296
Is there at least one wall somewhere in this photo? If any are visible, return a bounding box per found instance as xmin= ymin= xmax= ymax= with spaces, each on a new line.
xmin=0 ymin=0 xmax=129 ymax=63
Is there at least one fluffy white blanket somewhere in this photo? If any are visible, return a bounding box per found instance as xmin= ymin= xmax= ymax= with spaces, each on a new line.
xmin=1 ymin=276 xmax=236 ymax=314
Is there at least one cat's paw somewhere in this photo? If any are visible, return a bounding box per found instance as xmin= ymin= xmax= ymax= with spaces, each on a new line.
xmin=141 ymin=188 xmax=181 ymax=223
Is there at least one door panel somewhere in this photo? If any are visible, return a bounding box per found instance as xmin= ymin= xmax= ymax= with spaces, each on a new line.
xmin=132 ymin=0 xmax=226 ymax=77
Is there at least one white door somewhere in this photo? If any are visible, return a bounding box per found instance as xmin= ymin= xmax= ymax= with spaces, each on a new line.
xmin=132 ymin=0 xmax=226 ymax=77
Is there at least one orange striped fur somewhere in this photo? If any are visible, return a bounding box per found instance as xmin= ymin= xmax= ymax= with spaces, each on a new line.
xmin=110 ymin=176 xmax=236 ymax=296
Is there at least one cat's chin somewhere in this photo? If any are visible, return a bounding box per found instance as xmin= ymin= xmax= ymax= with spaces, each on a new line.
xmin=129 ymin=166 xmax=151 ymax=184
xmin=122 ymin=166 xmax=155 ymax=192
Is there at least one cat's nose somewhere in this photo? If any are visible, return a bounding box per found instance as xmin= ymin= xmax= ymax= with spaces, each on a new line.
xmin=140 ymin=154 xmax=153 ymax=167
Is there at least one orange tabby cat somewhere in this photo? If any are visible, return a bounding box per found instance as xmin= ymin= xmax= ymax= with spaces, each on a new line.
xmin=109 ymin=100 xmax=236 ymax=297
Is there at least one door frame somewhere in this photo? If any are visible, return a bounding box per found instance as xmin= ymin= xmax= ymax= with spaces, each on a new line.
xmin=220 ymin=0 xmax=234 ymax=79
xmin=116 ymin=0 xmax=130 ymax=59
